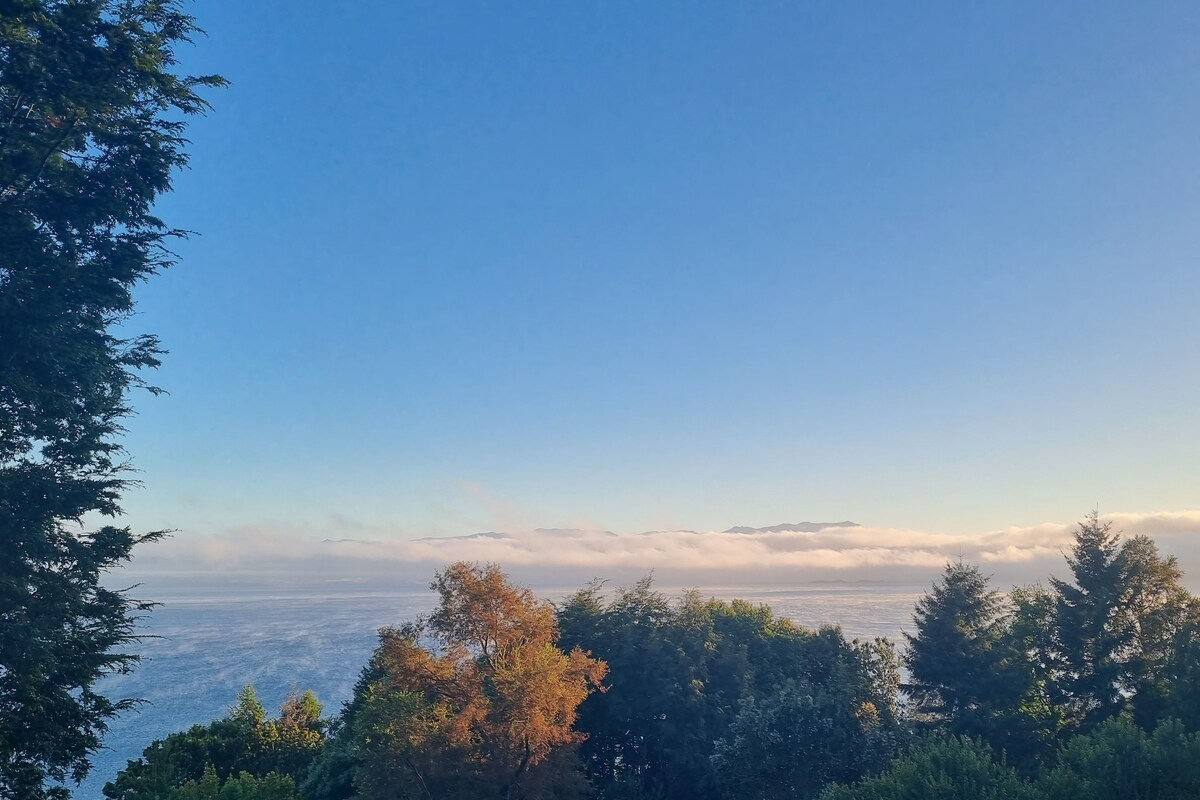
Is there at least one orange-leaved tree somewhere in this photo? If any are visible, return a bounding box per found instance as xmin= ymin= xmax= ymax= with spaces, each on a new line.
xmin=353 ymin=562 xmax=607 ymax=800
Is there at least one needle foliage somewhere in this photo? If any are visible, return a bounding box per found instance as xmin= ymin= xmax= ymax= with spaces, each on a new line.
xmin=0 ymin=2 xmax=223 ymax=796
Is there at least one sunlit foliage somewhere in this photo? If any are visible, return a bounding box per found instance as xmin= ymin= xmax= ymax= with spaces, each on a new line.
xmin=104 ymin=687 xmax=325 ymax=800
xmin=350 ymin=562 xmax=607 ymax=800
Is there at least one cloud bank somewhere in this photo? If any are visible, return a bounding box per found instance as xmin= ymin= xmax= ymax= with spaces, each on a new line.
xmin=128 ymin=511 xmax=1200 ymax=586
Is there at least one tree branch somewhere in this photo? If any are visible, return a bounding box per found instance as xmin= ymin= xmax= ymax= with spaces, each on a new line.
xmin=0 ymin=116 xmax=79 ymax=203
xmin=407 ymin=757 xmax=435 ymax=800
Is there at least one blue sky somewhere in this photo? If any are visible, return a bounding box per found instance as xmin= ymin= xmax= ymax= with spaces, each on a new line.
xmin=120 ymin=1 xmax=1200 ymax=542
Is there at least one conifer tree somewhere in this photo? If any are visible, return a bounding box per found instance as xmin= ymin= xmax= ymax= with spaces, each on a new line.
xmin=0 ymin=3 xmax=222 ymax=796
xmin=904 ymin=560 xmax=1054 ymax=768
xmin=1050 ymin=513 xmax=1128 ymax=726
xmin=1049 ymin=513 xmax=1193 ymax=730
xmin=904 ymin=560 xmax=1009 ymax=724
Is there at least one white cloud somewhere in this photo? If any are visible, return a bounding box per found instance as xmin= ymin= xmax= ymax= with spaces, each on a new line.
xmin=127 ymin=511 xmax=1200 ymax=585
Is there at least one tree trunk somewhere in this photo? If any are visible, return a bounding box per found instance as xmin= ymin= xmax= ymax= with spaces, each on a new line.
xmin=501 ymin=737 xmax=533 ymax=800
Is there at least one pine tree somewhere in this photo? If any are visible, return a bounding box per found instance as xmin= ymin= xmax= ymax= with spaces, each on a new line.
xmin=1049 ymin=513 xmax=1193 ymax=730
xmin=1050 ymin=513 xmax=1128 ymax=727
xmin=903 ymin=560 xmax=1054 ymax=768
xmin=904 ymin=560 xmax=1009 ymax=724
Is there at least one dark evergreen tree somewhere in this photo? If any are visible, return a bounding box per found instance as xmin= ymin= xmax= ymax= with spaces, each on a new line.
xmin=904 ymin=561 xmax=1054 ymax=767
xmin=1048 ymin=513 xmax=1193 ymax=731
xmin=556 ymin=577 xmax=699 ymax=799
xmin=905 ymin=560 xmax=1009 ymax=724
xmin=1049 ymin=513 xmax=1130 ymax=728
xmin=1003 ymin=583 xmax=1067 ymax=760
xmin=1120 ymin=535 xmax=1193 ymax=727
xmin=0 ymin=2 xmax=223 ymax=797
xmin=299 ymin=664 xmax=383 ymax=800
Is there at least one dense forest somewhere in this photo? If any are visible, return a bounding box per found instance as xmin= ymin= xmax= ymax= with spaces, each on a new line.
xmin=101 ymin=513 xmax=1200 ymax=800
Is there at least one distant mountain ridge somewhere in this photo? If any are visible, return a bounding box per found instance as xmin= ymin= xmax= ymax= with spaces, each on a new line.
xmin=414 ymin=531 xmax=508 ymax=542
xmin=324 ymin=522 xmax=859 ymax=546
xmin=723 ymin=521 xmax=860 ymax=534
xmin=397 ymin=522 xmax=862 ymax=542
xmin=415 ymin=528 xmax=619 ymax=542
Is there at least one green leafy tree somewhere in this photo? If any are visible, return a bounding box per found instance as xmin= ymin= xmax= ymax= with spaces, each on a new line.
xmin=0 ymin=2 xmax=223 ymax=797
xmin=104 ymin=687 xmax=325 ymax=800
xmin=171 ymin=764 xmax=222 ymax=800
xmin=556 ymin=578 xmax=902 ymax=800
xmin=169 ymin=767 xmax=298 ymax=800
xmin=711 ymin=678 xmax=895 ymax=800
xmin=1040 ymin=717 xmax=1200 ymax=800
xmin=1156 ymin=604 xmax=1200 ymax=730
xmin=215 ymin=772 xmax=297 ymax=800
xmin=817 ymin=736 xmax=1043 ymax=800
xmin=231 ymin=686 xmax=268 ymax=728
xmin=279 ymin=690 xmax=323 ymax=732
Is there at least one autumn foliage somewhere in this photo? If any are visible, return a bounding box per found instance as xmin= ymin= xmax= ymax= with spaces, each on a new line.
xmin=352 ymin=562 xmax=607 ymax=800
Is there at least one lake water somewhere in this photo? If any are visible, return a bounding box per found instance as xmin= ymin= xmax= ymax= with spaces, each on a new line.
xmin=78 ymin=573 xmax=925 ymax=798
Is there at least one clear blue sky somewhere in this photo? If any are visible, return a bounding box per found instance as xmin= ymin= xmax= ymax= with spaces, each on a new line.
xmin=121 ymin=1 xmax=1200 ymax=540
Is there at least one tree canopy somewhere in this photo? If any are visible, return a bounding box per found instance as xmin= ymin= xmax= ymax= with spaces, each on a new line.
xmin=556 ymin=578 xmax=902 ymax=800
xmin=99 ymin=514 xmax=1200 ymax=799
xmin=104 ymin=686 xmax=325 ymax=800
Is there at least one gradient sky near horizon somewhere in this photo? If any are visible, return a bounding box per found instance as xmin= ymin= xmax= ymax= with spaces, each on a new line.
xmin=118 ymin=1 xmax=1200 ymax=542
